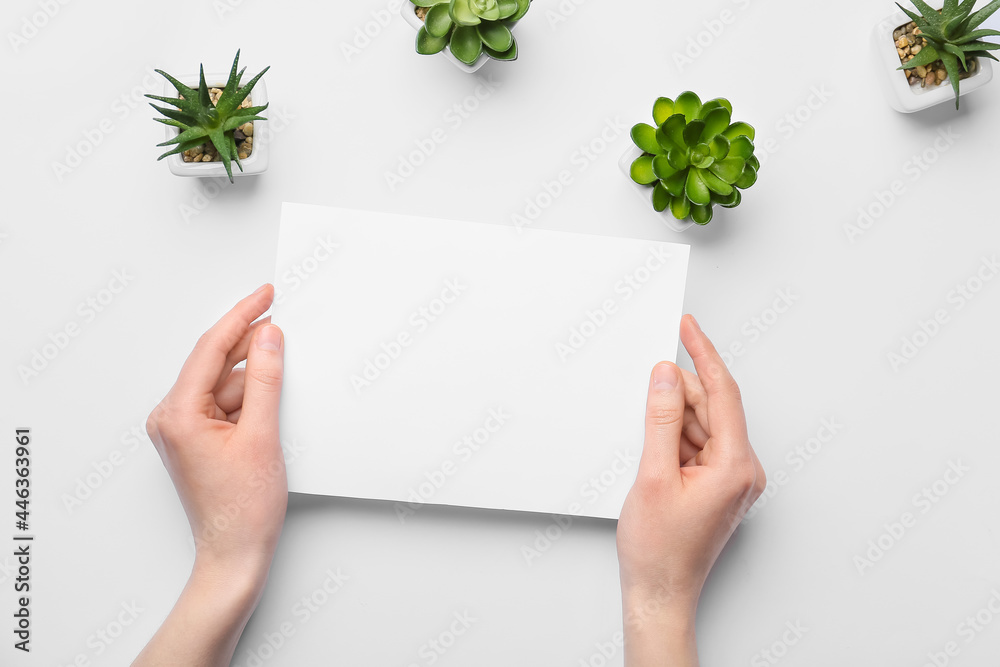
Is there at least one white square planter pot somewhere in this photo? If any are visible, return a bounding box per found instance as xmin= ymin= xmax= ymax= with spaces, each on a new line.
xmin=400 ymin=2 xmax=524 ymax=73
xmin=160 ymin=72 xmax=269 ymax=178
xmin=873 ymin=2 xmax=993 ymax=113
xmin=618 ymin=146 xmax=695 ymax=233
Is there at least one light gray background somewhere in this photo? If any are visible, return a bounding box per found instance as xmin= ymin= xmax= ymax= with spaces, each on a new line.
xmin=3 ymin=1 xmax=1000 ymax=666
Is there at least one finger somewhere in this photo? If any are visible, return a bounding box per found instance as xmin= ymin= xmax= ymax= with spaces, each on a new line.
xmin=679 ymin=315 xmax=750 ymax=463
xmin=683 ymin=406 xmax=710 ymax=448
xmin=637 ymin=362 xmax=686 ymax=482
xmin=237 ymin=323 xmax=284 ymax=441
xmin=680 ymin=368 xmax=710 ymax=435
xmin=215 ymin=369 xmax=246 ymax=414
xmin=213 ymin=317 xmax=271 ymax=394
xmin=174 ymin=285 xmax=274 ymax=397
xmin=678 ymin=433 xmax=702 ymax=464
xmin=226 ymin=408 xmax=242 ymax=424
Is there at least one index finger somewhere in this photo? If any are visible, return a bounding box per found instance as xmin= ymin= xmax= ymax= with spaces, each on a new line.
xmin=679 ymin=314 xmax=750 ymax=460
xmin=173 ymin=284 xmax=274 ymax=397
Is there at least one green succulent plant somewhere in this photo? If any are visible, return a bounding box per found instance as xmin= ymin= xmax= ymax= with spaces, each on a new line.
xmin=629 ymin=92 xmax=759 ymax=226
xmin=146 ymin=50 xmax=269 ymax=182
xmin=411 ymin=0 xmax=530 ymax=65
xmin=897 ymin=0 xmax=1000 ymax=109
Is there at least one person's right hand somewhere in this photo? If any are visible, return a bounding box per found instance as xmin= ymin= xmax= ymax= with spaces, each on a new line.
xmin=617 ymin=314 xmax=766 ymax=667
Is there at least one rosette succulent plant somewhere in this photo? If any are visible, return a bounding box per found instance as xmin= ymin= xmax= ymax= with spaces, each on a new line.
xmin=629 ymin=92 xmax=759 ymax=226
xmin=411 ymin=0 xmax=530 ymax=64
xmin=145 ymin=50 xmax=269 ymax=182
xmin=897 ymin=0 xmax=1000 ymax=109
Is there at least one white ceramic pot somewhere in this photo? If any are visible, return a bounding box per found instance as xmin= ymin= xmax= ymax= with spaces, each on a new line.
xmin=159 ymin=72 xmax=269 ymax=178
xmin=400 ymin=2 xmax=524 ymax=73
xmin=618 ymin=146 xmax=695 ymax=233
xmin=873 ymin=2 xmax=993 ymax=113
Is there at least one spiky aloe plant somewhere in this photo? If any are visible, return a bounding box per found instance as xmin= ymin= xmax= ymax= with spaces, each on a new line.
xmin=412 ymin=0 xmax=530 ymax=65
xmin=897 ymin=0 xmax=1000 ymax=109
xmin=629 ymin=92 xmax=759 ymax=226
xmin=145 ymin=50 xmax=269 ymax=182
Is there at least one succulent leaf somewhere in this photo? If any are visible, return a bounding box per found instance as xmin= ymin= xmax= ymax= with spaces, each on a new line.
xmin=450 ymin=25 xmax=483 ymax=63
xmin=709 ymin=157 xmax=745 ymax=184
xmin=450 ymin=0 xmax=482 ymax=26
xmin=662 ymin=171 xmax=687 ymax=197
xmin=412 ymin=0 xmax=448 ymax=5
xmin=478 ymin=21 xmax=513 ymax=51
xmin=511 ymin=0 xmax=531 ymax=20
xmin=673 ymin=91 xmax=702 ymax=122
xmin=666 ymin=147 xmax=689 ymax=171
xmin=900 ymin=43 xmax=942 ymax=68
xmin=685 ymin=169 xmax=712 ymax=206
xmin=652 ymin=97 xmax=675 ymax=125
xmin=709 ymin=135 xmax=730 ymax=160
xmin=651 ymin=155 xmax=677 ymax=180
xmin=417 ymin=26 xmax=449 ymax=53
xmin=735 ymin=165 xmax=758 ymax=189
xmin=722 ymin=122 xmax=755 ymax=141
xmin=630 ymin=156 xmax=657 ymax=185
xmin=670 ymin=195 xmax=691 ymax=220
xmin=728 ymin=135 xmax=754 ymax=159
xmin=471 ymin=0 xmax=501 ymax=20
xmin=631 ymin=123 xmax=660 ymax=154
xmin=497 ymin=0 xmax=518 ymax=18
xmin=483 ymin=40 xmax=518 ymax=60
xmin=956 ymin=28 xmax=1000 ymax=44
xmin=966 ymin=0 xmax=1000 ymax=31
xmin=682 ymin=120 xmax=706 ymax=148
xmin=661 ymin=114 xmax=687 ymax=149
xmin=425 ymin=4 xmax=455 ymax=37
xmin=700 ymin=107 xmax=732 ymax=142
xmin=701 ymin=170 xmax=733 ymax=196
xmin=652 ymin=183 xmax=672 ymax=212
xmin=691 ymin=205 xmax=713 ymax=225
xmin=939 ymin=51 xmax=963 ymax=108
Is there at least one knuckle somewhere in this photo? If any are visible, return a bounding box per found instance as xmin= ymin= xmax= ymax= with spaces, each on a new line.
xmin=249 ymin=366 xmax=283 ymax=390
xmin=645 ymin=402 xmax=683 ymax=430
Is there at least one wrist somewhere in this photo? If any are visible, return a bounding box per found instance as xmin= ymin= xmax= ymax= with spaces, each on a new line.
xmin=621 ymin=587 xmax=699 ymax=667
xmin=189 ymin=550 xmax=274 ymax=621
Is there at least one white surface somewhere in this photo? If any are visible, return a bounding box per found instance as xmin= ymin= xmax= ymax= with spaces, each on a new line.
xmin=873 ymin=4 xmax=994 ymax=113
xmin=272 ymin=203 xmax=689 ymax=519
xmin=3 ymin=0 xmax=1000 ymax=665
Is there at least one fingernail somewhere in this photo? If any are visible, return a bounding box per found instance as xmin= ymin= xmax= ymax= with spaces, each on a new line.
xmin=253 ymin=283 xmax=269 ymax=295
xmin=257 ymin=324 xmax=282 ymax=351
xmin=652 ymin=363 xmax=678 ymax=390
xmin=689 ymin=314 xmax=701 ymax=332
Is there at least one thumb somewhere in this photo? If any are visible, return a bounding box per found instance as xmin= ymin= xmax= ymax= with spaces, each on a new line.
xmin=239 ymin=323 xmax=284 ymax=440
xmin=638 ymin=362 xmax=685 ymax=481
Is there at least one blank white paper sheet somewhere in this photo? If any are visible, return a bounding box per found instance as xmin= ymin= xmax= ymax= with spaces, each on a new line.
xmin=271 ymin=203 xmax=690 ymax=519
